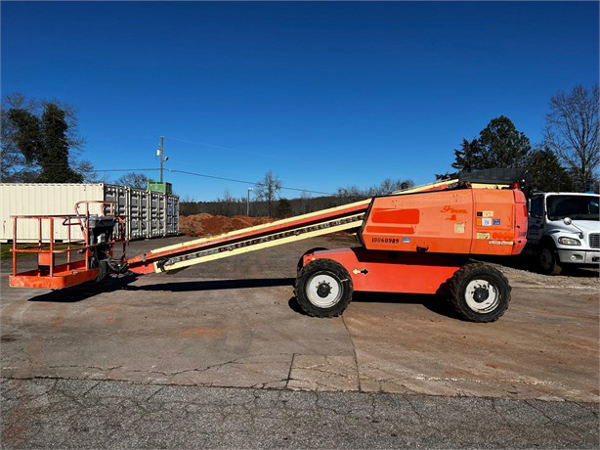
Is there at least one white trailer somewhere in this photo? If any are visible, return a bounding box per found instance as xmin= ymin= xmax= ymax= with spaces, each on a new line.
xmin=0 ymin=183 xmax=179 ymax=243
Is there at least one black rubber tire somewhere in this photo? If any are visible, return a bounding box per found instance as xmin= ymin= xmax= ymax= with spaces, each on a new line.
xmin=448 ymin=263 xmax=511 ymax=322
xmin=295 ymin=259 xmax=353 ymax=318
xmin=296 ymin=247 xmax=328 ymax=274
xmin=537 ymin=244 xmax=562 ymax=275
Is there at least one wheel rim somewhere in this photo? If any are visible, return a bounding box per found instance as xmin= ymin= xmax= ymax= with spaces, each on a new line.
xmin=540 ymin=248 xmax=553 ymax=270
xmin=306 ymin=273 xmax=342 ymax=308
xmin=465 ymin=278 xmax=500 ymax=313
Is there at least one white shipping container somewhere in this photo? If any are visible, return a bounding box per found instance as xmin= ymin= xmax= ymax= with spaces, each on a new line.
xmin=0 ymin=183 xmax=179 ymax=243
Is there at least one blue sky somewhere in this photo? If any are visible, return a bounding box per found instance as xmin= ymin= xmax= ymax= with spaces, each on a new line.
xmin=2 ymin=1 xmax=598 ymax=200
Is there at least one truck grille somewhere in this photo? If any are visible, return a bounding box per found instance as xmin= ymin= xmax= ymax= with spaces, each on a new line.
xmin=590 ymin=234 xmax=600 ymax=249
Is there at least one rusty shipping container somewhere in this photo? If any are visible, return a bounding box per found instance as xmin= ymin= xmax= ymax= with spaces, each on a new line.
xmin=0 ymin=183 xmax=179 ymax=243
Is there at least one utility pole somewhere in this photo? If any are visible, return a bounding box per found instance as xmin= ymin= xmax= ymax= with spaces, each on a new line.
xmin=157 ymin=136 xmax=165 ymax=182
xmin=247 ymin=187 xmax=253 ymax=216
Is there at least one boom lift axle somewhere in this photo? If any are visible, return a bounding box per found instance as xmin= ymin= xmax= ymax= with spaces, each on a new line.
xmin=9 ymin=176 xmax=527 ymax=322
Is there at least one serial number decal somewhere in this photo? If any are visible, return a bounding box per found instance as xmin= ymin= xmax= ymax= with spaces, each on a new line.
xmin=372 ymin=237 xmax=400 ymax=244
xmin=488 ymin=240 xmax=514 ymax=245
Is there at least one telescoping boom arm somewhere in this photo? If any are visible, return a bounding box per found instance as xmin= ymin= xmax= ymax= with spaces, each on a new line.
xmin=127 ymin=199 xmax=370 ymax=274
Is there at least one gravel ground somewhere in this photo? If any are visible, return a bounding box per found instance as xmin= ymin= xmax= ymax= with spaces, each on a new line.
xmin=498 ymin=264 xmax=599 ymax=288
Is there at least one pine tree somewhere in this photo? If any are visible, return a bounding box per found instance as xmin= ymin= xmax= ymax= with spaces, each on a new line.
xmin=526 ymin=147 xmax=573 ymax=192
xmin=477 ymin=116 xmax=531 ymax=168
xmin=451 ymin=138 xmax=483 ymax=173
xmin=443 ymin=116 xmax=532 ymax=178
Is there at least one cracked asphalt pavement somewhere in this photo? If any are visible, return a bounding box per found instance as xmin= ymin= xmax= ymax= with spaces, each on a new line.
xmin=2 ymin=378 xmax=598 ymax=449
xmin=2 ymin=235 xmax=599 ymax=448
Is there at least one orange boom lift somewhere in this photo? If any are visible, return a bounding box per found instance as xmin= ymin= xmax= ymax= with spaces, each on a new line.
xmin=9 ymin=172 xmax=527 ymax=322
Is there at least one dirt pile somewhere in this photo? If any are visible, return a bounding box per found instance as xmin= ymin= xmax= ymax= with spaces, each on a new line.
xmin=179 ymin=213 xmax=273 ymax=237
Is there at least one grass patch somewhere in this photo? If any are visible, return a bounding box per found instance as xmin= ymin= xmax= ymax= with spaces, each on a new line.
xmin=1 ymin=243 xmax=19 ymax=261
xmin=1 ymin=243 xmax=75 ymax=262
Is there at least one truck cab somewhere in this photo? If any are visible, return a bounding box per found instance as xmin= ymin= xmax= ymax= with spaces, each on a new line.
xmin=528 ymin=192 xmax=600 ymax=274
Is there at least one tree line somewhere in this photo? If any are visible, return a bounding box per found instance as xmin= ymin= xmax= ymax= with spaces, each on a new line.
xmin=180 ymin=176 xmax=415 ymax=218
xmin=437 ymin=85 xmax=598 ymax=193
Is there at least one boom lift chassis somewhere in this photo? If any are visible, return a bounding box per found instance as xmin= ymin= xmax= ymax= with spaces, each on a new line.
xmin=9 ymin=177 xmax=527 ymax=323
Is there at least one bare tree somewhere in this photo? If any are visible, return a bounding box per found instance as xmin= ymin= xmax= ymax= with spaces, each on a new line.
xmin=220 ymin=189 xmax=234 ymax=216
xmin=73 ymin=160 xmax=106 ymax=183
xmin=544 ymin=85 xmax=599 ymax=190
xmin=300 ymin=190 xmax=312 ymax=214
xmin=336 ymin=185 xmax=363 ymax=205
xmin=115 ymin=172 xmax=153 ymax=188
xmin=367 ymin=178 xmax=415 ymax=196
xmin=255 ymin=170 xmax=282 ymax=217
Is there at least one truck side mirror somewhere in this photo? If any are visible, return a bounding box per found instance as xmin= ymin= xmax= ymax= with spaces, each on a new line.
xmin=563 ymin=217 xmax=572 ymax=225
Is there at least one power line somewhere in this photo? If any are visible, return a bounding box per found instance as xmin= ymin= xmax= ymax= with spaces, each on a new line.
xmin=93 ymin=168 xmax=160 ymax=172
xmin=165 ymin=136 xmax=305 ymax=163
xmin=92 ymin=167 xmax=334 ymax=196
xmin=168 ymin=168 xmax=334 ymax=196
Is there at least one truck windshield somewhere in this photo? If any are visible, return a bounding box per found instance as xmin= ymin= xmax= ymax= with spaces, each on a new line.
xmin=546 ymin=195 xmax=599 ymax=221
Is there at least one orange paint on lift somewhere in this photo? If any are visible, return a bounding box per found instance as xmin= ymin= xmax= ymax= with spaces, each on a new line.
xmin=362 ymin=188 xmax=527 ymax=256
xmin=371 ymin=208 xmax=420 ymax=224
xmin=365 ymin=226 xmax=415 ymax=235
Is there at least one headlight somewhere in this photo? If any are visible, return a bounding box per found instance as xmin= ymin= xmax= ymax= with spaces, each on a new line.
xmin=558 ymin=237 xmax=581 ymax=246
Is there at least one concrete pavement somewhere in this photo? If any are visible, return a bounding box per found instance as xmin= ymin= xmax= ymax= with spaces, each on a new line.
xmin=2 ymin=257 xmax=598 ymax=401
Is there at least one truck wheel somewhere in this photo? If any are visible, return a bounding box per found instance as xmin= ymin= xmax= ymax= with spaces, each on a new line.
xmin=296 ymin=247 xmax=328 ymax=273
xmin=538 ymin=245 xmax=562 ymax=275
xmin=448 ymin=263 xmax=511 ymax=322
xmin=295 ymin=259 xmax=353 ymax=318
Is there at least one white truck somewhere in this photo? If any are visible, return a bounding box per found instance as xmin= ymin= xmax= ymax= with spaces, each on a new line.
xmin=527 ymin=192 xmax=600 ymax=274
